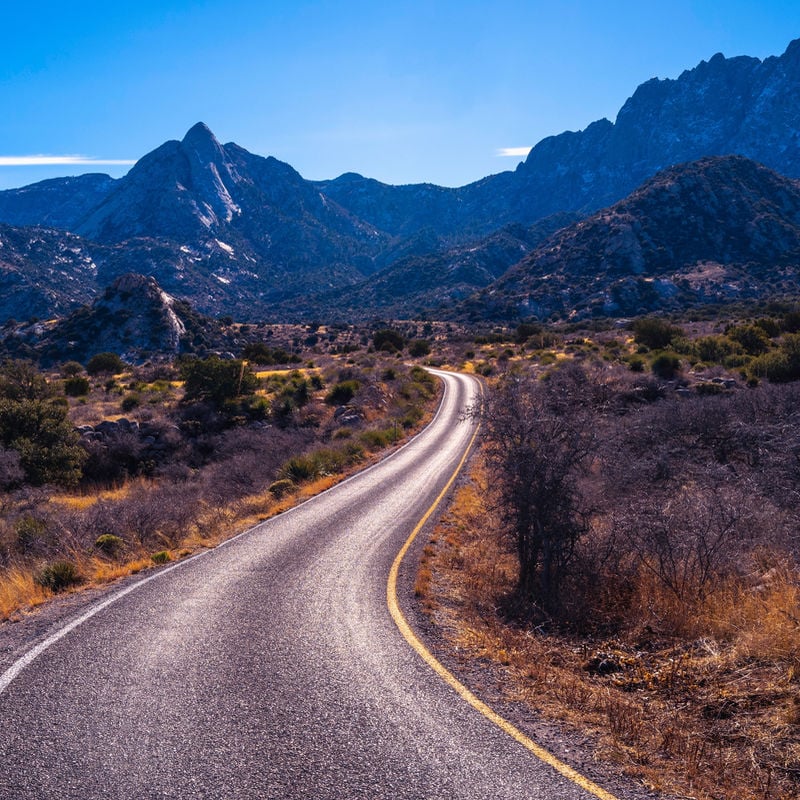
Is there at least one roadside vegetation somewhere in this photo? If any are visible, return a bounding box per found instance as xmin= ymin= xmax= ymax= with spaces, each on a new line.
xmin=418 ymin=310 xmax=800 ymax=800
xmin=0 ymin=325 xmax=439 ymax=620
xmin=6 ymin=304 xmax=800 ymax=799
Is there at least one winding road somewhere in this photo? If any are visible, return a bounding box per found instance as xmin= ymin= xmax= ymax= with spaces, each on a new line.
xmin=0 ymin=370 xmax=621 ymax=799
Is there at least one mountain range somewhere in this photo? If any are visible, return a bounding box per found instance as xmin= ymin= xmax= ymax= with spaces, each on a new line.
xmin=1 ymin=38 xmax=800 ymax=329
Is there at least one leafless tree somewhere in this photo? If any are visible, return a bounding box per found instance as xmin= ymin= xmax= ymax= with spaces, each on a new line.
xmin=477 ymin=365 xmax=600 ymax=617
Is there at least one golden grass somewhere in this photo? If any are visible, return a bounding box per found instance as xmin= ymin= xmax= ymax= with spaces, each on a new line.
xmin=0 ymin=567 xmax=51 ymax=619
xmin=419 ymin=455 xmax=800 ymax=800
xmin=50 ymin=483 xmax=135 ymax=510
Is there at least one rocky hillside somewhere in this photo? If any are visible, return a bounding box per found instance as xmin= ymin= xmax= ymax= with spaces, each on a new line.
xmin=4 ymin=273 xmax=223 ymax=365
xmin=285 ymin=213 xmax=580 ymax=321
xmin=0 ymin=174 xmax=115 ymax=231
xmin=464 ymin=156 xmax=800 ymax=321
xmin=0 ymin=224 xmax=102 ymax=322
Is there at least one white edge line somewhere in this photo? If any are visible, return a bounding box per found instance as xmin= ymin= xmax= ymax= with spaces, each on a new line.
xmin=0 ymin=369 xmax=458 ymax=696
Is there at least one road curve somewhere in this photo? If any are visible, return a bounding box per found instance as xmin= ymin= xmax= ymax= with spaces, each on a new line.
xmin=0 ymin=370 xmax=611 ymax=799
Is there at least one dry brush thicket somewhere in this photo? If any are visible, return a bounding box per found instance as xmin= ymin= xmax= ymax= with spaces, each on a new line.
xmin=430 ymin=361 xmax=800 ymax=800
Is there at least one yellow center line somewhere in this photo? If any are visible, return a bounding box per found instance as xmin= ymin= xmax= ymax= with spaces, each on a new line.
xmin=386 ymin=375 xmax=621 ymax=800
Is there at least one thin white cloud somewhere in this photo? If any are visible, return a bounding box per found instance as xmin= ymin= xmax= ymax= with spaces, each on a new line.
xmin=0 ymin=155 xmax=135 ymax=167
xmin=495 ymin=147 xmax=532 ymax=157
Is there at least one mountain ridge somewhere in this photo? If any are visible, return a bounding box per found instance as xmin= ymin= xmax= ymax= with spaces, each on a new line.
xmin=1 ymin=39 xmax=800 ymax=325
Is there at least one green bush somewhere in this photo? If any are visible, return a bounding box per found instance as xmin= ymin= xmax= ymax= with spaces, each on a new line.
xmin=0 ymin=398 xmax=86 ymax=486
xmin=651 ymin=353 xmax=681 ymax=380
xmin=726 ymin=324 xmax=771 ymax=355
xmin=121 ymin=393 xmax=140 ymax=412
xmin=360 ymin=428 xmax=395 ymax=449
xmin=181 ymin=356 xmax=259 ymax=407
xmin=15 ymin=515 xmax=47 ymax=552
xmin=151 ymin=550 xmax=172 ymax=564
xmin=95 ymin=534 xmax=124 ymax=556
xmin=324 ymin=380 xmax=360 ymax=405
xmin=373 ymin=329 xmax=406 ymax=353
xmin=627 ymin=355 xmax=646 ymax=372
xmin=87 ymin=352 xmax=125 ymax=375
xmin=60 ymin=361 xmax=84 ymax=377
xmin=632 ymin=318 xmax=683 ymax=350
xmin=408 ymin=339 xmax=431 ymax=358
xmin=35 ymin=560 xmax=82 ymax=592
xmin=63 ymin=376 xmax=91 ymax=397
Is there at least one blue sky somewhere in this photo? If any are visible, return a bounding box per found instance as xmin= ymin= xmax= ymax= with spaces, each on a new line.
xmin=1 ymin=1 xmax=799 ymax=190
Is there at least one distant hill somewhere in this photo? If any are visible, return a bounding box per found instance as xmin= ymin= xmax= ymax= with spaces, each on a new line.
xmin=284 ymin=214 xmax=580 ymax=321
xmin=0 ymin=174 xmax=115 ymax=230
xmin=463 ymin=156 xmax=800 ymax=321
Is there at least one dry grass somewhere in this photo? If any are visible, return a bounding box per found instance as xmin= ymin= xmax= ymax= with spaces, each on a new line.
xmin=420 ymin=456 xmax=800 ymax=800
xmin=0 ymin=567 xmax=51 ymax=619
xmin=50 ymin=483 xmax=135 ymax=510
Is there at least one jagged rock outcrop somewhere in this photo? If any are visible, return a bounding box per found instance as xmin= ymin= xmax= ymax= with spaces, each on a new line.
xmin=320 ymin=40 xmax=800 ymax=237
xmin=28 ymin=273 xmax=210 ymax=364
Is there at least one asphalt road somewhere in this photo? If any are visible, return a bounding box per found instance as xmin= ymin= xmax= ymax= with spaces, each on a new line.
xmin=0 ymin=370 xmax=615 ymax=799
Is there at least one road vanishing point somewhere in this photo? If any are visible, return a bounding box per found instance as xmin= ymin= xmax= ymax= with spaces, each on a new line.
xmin=0 ymin=370 xmax=622 ymax=799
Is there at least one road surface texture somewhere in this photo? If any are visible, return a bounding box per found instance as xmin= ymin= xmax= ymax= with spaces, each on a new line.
xmin=0 ymin=370 xmax=626 ymax=799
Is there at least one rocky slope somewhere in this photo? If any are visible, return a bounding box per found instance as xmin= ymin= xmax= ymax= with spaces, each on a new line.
xmin=0 ymin=174 xmax=115 ymax=231
xmin=5 ymin=273 xmax=222 ymax=365
xmin=0 ymin=224 xmax=102 ymax=322
xmin=464 ymin=156 xmax=800 ymax=321
xmin=285 ymin=213 xmax=580 ymax=321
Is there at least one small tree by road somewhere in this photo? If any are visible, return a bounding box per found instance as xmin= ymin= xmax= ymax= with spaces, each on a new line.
xmin=477 ymin=365 xmax=599 ymax=618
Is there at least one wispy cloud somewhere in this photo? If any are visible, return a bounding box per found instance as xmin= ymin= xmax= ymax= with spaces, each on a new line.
xmin=0 ymin=155 xmax=135 ymax=167
xmin=495 ymin=147 xmax=531 ymax=157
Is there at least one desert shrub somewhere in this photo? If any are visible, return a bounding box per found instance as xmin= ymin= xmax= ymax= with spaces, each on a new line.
xmin=748 ymin=333 xmax=800 ymax=383
xmin=0 ymin=398 xmax=86 ymax=486
xmin=0 ymin=359 xmax=51 ymax=401
xmin=121 ymin=393 xmax=140 ymax=411
xmin=35 ymin=560 xmax=82 ymax=592
xmin=15 ymin=515 xmax=48 ymax=553
xmin=181 ymin=356 xmax=259 ymax=408
xmin=726 ymin=324 xmax=771 ymax=355
xmin=373 ymin=329 xmax=406 ymax=352
xmin=280 ymin=443 xmax=363 ymax=482
xmin=325 ymin=380 xmax=360 ymax=406
xmin=150 ymin=550 xmax=171 ymax=564
xmin=651 ymin=353 xmax=680 ymax=379
xmin=87 ymin=352 xmax=125 ymax=375
xmin=360 ymin=428 xmax=395 ymax=449
xmin=80 ymin=429 xmax=145 ymax=484
xmin=64 ymin=376 xmax=91 ymax=397
xmin=268 ymin=478 xmax=295 ymax=498
xmin=632 ymin=318 xmax=683 ymax=350
xmin=692 ymin=335 xmax=742 ymax=363
xmin=61 ymin=361 xmax=85 ymax=377
xmin=95 ymin=533 xmax=124 ymax=556
xmin=408 ymin=339 xmax=431 ymax=358
xmin=627 ymin=355 xmax=646 ymax=372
